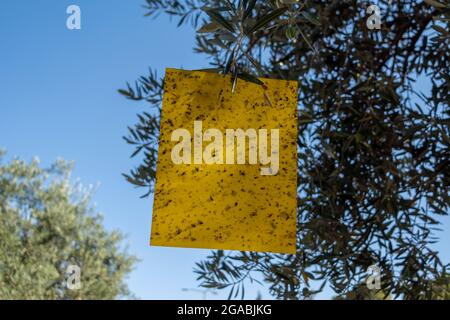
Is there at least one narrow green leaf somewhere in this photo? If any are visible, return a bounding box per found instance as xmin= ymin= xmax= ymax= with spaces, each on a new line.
xmin=193 ymin=68 xmax=223 ymax=74
xmin=243 ymin=51 xmax=266 ymax=75
xmin=227 ymin=285 xmax=234 ymax=300
xmin=247 ymin=7 xmax=288 ymax=34
xmin=117 ymin=89 xmax=131 ymax=97
xmin=301 ymin=11 xmax=321 ymax=26
xmin=224 ymin=49 xmax=235 ymax=75
xmin=197 ymin=22 xmax=221 ymax=33
xmin=432 ymin=25 xmax=448 ymax=35
xmin=237 ymin=72 xmax=264 ymax=86
xmin=203 ymin=8 xmax=235 ymax=33
xmin=243 ymin=0 xmax=257 ymax=21
xmin=424 ymin=0 xmax=446 ymax=9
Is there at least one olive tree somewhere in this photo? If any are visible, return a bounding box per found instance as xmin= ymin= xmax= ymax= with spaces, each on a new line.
xmin=0 ymin=151 xmax=137 ymax=299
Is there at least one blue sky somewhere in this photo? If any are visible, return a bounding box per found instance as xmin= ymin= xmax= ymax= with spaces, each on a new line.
xmin=0 ymin=0 xmax=448 ymax=300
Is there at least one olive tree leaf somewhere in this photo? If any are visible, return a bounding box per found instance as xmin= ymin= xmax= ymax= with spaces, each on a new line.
xmin=224 ymin=49 xmax=235 ymax=74
xmin=246 ymin=7 xmax=288 ymax=34
xmin=197 ymin=22 xmax=222 ymax=33
xmin=237 ymin=72 xmax=264 ymax=86
xmin=424 ymin=0 xmax=446 ymax=9
xmin=300 ymin=11 xmax=321 ymax=26
xmin=243 ymin=0 xmax=257 ymax=21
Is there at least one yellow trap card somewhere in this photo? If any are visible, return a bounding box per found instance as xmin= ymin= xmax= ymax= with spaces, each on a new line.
xmin=151 ymin=68 xmax=298 ymax=253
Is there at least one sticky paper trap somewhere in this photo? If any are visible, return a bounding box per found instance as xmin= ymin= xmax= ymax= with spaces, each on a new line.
xmin=151 ymin=68 xmax=298 ymax=253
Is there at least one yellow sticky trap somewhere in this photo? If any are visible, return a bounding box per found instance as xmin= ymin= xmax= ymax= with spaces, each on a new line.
xmin=151 ymin=68 xmax=298 ymax=254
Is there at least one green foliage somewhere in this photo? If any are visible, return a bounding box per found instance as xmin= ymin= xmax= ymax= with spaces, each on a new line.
xmin=0 ymin=152 xmax=137 ymax=299
xmin=334 ymin=274 xmax=450 ymax=300
xmin=122 ymin=0 xmax=450 ymax=299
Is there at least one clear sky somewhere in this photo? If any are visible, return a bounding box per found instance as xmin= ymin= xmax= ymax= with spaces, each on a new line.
xmin=1 ymin=0 xmax=448 ymax=300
